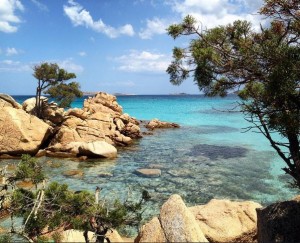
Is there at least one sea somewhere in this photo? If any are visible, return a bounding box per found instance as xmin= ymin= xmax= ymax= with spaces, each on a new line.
xmin=2 ymin=94 xmax=297 ymax=234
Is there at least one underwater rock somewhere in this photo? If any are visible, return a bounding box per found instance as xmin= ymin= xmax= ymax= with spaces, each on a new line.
xmin=135 ymin=168 xmax=161 ymax=178
xmin=63 ymin=170 xmax=84 ymax=178
xmin=188 ymin=144 xmax=248 ymax=160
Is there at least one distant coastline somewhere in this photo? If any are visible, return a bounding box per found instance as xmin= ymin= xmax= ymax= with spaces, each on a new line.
xmin=83 ymin=92 xmax=136 ymax=96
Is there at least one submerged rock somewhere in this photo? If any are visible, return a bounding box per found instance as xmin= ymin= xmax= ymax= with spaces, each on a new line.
xmin=145 ymin=118 xmax=180 ymax=130
xmin=257 ymin=196 xmax=300 ymax=243
xmin=62 ymin=170 xmax=84 ymax=178
xmin=190 ymin=199 xmax=262 ymax=243
xmin=135 ymin=168 xmax=161 ymax=178
xmin=0 ymin=107 xmax=51 ymax=155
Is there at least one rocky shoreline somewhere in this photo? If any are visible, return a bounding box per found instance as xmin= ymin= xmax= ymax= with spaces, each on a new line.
xmin=0 ymin=92 xmax=180 ymax=159
xmin=54 ymin=193 xmax=300 ymax=243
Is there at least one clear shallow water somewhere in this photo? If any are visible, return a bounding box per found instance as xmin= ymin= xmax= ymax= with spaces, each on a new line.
xmin=5 ymin=95 xmax=297 ymax=230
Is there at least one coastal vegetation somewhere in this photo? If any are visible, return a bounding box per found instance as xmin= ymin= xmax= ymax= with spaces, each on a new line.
xmin=0 ymin=155 xmax=148 ymax=242
xmin=167 ymin=0 xmax=300 ymax=188
xmin=33 ymin=62 xmax=82 ymax=118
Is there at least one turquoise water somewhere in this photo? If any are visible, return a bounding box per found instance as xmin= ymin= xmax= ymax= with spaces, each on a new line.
xmin=5 ymin=95 xmax=297 ymax=229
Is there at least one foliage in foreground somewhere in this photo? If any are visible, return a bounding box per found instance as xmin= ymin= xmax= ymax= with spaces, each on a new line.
xmin=1 ymin=155 xmax=148 ymax=242
xmin=167 ymin=0 xmax=300 ymax=188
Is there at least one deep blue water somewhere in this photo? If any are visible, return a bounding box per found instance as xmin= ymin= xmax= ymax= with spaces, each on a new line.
xmin=4 ymin=94 xmax=297 ymax=232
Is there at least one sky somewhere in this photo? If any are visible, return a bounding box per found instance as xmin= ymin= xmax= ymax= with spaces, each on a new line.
xmin=0 ymin=0 xmax=264 ymax=95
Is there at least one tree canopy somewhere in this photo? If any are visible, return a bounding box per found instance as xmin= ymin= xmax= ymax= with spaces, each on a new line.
xmin=167 ymin=0 xmax=300 ymax=187
xmin=33 ymin=62 xmax=82 ymax=117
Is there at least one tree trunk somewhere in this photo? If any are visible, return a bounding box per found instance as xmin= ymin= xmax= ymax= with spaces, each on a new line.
xmin=288 ymin=132 xmax=300 ymax=186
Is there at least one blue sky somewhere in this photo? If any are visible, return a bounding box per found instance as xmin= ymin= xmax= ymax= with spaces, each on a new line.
xmin=0 ymin=0 xmax=263 ymax=95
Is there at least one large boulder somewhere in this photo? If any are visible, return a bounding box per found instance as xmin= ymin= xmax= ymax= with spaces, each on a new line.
xmin=73 ymin=141 xmax=117 ymax=158
xmin=146 ymin=119 xmax=180 ymax=130
xmin=136 ymin=194 xmax=208 ymax=242
xmin=22 ymin=96 xmax=47 ymax=113
xmin=22 ymin=97 xmax=64 ymax=125
xmin=257 ymin=196 xmax=300 ymax=243
xmin=0 ymin=94 xmax=21 ymax=109
xmin=190 ymin=199 xmax=262 ymax=243
xmin=47 ymin=141 xmax=117 ymax=158
xmin=135 ymin=217 xmax=166 ymax=242
xmin=0 ymin=107 xmax=51 ymax=155
xmin=160 ymin=194 xmax=208 ymax=242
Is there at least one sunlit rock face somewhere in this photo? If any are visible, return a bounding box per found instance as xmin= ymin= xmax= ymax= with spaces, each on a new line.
xmin=0 ymin=107 xmax=51 ymax=155
xmin=47 ymin=92 xmax=142 ymax=158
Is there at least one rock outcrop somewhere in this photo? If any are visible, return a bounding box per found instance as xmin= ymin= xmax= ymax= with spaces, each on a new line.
xmin=190 ymin=199 xmax=262 ymax=243
xmin=136 ymin=194 xmax=208 ymax=243
xmin=22 ymin=97 xmax=64 ymax=125
xmin=146 ymin=119 xmax=180 ymax=130
xmin=257 ymin=196 xmax=300 ymax=243
xmin=0 ymin=94 xmax=21 ymax=109
xmin=136 ymin=195 xmax=264 ymax=243
xmin=47 ymin=92 xmax=141 ymax=157
xmin=0 ymin=107 xmax=51 ymax=156
xmin=0 ymin=92 xmax=179 ymax=159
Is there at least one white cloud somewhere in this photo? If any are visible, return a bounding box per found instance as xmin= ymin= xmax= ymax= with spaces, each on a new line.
xmin=63 ymin=0 xmax=135 ymax=38
xmin=139 ymin=17 xmax=173 ymax=39
xmin=0 ymin=0 xmax=24 ymax=33
xmin=30 ymin=0 xmax=48 ymax=12
xmin=6 ymin=47 xmax=19 ymax=56
xmin=0 ymin=58 xmax=84 ymax=73
xmin=0 ymin=59 xmax=30 ymax=72
xmin=115 ymin=50 xmax=171 ymax=73
xmin=58 ymin=58 xmax=84 ymax=73
xmin=170 ymin=0 xmax=264 ymax=30
xmin=78 ymin=51 xmax=86 ymax=57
